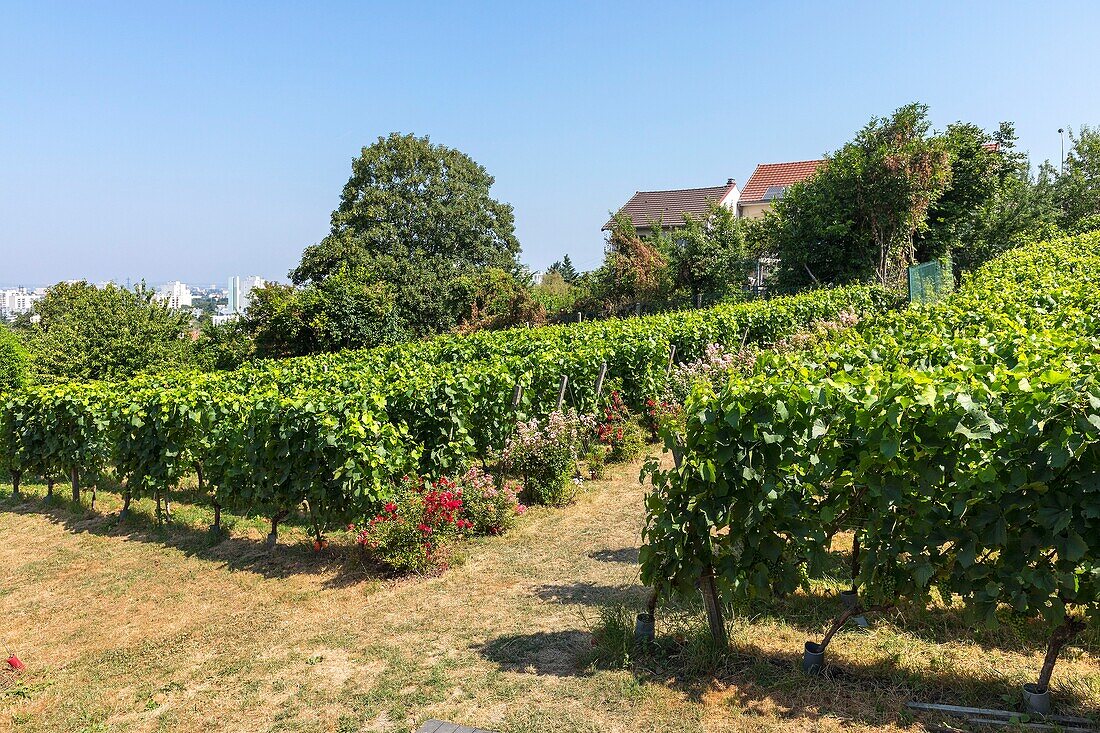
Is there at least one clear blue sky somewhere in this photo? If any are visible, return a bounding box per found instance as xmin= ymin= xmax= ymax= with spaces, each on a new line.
xmin=2 ymin=1 xmax=1098 ymax=287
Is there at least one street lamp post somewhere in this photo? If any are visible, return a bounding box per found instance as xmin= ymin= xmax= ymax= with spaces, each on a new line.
xmin=1058 ymin=128 xmax=1065 ymax=173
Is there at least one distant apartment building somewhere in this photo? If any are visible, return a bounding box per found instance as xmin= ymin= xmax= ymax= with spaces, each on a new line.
xmin=156 ymin=280 xmax=194 ymax=310
xmin=0 ymin=287 xmax=45 ymax=321
xmin=227 ymin=275 xmax=265 ymax=315
xmin=216 ymin=275 xmax=267 ymax=324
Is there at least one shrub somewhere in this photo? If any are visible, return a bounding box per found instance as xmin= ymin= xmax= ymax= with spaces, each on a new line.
xmin=665 ymin=343 xmax=756 ymax=403
xmin=772 ymin=310 xmax=861 ymax=353
xmin=503 ymin=408 xmax=594 ymax=506
xmin=451 ymin=467 xmax=525 ymax=535
xmin=581 ymin=444 xmax=609 ymax=479
xmin=643 ymin=398 xmax=685 ymax=442
xmin=355 ymin=476 xmax=469 ymax=573
xmin=597 ymin=391 xmax=646 ymax=462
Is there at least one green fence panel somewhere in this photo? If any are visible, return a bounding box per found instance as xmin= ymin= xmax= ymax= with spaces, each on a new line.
xmin=908 ymin=256 xmax=953 ymax=304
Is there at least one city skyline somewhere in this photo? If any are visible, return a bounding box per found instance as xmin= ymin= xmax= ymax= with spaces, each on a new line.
xmin=0 ymin=276 xmax=269 ymax=291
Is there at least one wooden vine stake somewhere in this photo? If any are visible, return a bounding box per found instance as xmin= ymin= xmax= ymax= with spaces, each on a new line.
xmin=10 ymin=471 xmax=20 ymax=501
xmin=594 ymin=361 xmax=607 ymax=404
xmin=555 ymin=375 xmax=569 ymax=411
xmin=198 ymin=464 xmax=220 ymax=532
xmin=70 ymin=467 xmax=79 ymax=504
xmin=666 ymin=344 xmax=677 ymax=376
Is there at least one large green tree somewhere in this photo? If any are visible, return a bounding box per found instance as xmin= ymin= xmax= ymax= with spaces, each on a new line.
xmin=946 ymin=125 xmax=1061 ymax=274
xmin=16 ymin=281 xmax=194 ymax=382
xmin=764 ymin=103 xmax=953 ymax=289
xmin=290 ymin=133 xmax=521 ymax=339
xmin=753 ymin=165 xmax=870 ymax=289
xmin=914 ymin=122 xmax=1007 ymax=261
xmin=288 ymin=134 xmax=519 ymax=286
xmin=667 ymin=201 xmax=752 ymax=305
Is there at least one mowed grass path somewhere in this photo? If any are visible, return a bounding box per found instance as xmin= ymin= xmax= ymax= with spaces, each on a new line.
xmin=1 ymin=461 xmax=1098 ymax=733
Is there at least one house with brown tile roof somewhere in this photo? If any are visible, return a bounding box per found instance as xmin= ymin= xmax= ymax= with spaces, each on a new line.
xmin=737 ymin=159 xmax=824 ymax=220
xmin=603 ymin=179 xmax=740 ymax=237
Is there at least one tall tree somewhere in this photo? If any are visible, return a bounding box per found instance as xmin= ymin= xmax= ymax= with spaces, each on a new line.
xmin=843 ymin=103 xmax=952 ymax=285
xmin=915 ymin=122 xmax=1006 ymax=262
xmin=290 ymin=133 xmax=521 ymax=339
xmin=948 ymin=125 xmax=1060 ymax=274
xmin=548 ymin=254 xmax=580 ymax=284
xmin=1054 ymin=125 xmax=1100 ymax=233
xmin=667 ymin=202 xmax=752 ymax=304
xmin=16 ymin=281 xmax=194 ymax=382
xmin=755 ymin=165 xmax=871 ymax=289
xmin=292 ymin=132 xmax=520 ymax=285
xmin=587 ymin=215 xmax=670 ymax=313
xmin=763 ymin=103 xmax=952 ymax=289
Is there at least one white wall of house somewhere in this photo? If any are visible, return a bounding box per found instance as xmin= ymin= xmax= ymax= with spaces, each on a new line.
xmin=719 ymin=185 xmax=741 ymax=213
xmin=738 ymin=201 xmax=771 ymax=220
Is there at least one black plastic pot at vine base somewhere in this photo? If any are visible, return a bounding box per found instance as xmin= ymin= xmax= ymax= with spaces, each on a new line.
xmin=1022 ymin=683 xmax=1051 ymax=715
xmin=839 ymin=590 xmax=870 ymax=628
xmin=802 ymin=641 xmax=825 ymax=675
xmin=634 ymin=612 xmax=655 ymax=644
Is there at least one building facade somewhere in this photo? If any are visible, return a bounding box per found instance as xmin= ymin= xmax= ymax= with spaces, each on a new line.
xmin=156 ymin=280 xmax=194 ymax=310
xmin=225 ymin=275 xmax=267 ymax=318
xmin=0 ymin=287 xmax=45 ymax=321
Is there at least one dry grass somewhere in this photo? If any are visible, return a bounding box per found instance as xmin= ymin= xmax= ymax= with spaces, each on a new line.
xmin=0 ymin=460 xmax=1098 ymax=733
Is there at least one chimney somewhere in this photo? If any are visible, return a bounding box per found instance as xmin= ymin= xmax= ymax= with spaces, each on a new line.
xmin=727 ymin=178 xmax=735 ymax=185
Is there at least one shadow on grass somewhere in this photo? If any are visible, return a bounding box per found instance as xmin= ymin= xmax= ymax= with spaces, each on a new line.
xmin=534 ymin=582 xmax=646 ymax=607
xmin=588 ymin=547 xmax=639 ymax=564
xmin=683 ymin=635 xmax=1100 ymax=725
xmin=725 ymin=591 xmax=1100 ymax=657
xmin=522 ymin=566 xmax=1095 ymax=659
xmin=0 ymin=490 xmax=378 ymax=587
xmin=475 ymin=631 xmax=593 ymax=677
xmin=475 ymin=619 xmax=1099 ymax=728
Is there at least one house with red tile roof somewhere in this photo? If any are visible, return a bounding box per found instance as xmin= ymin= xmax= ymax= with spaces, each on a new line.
xmin=737 ymin=159 xmax=824 ymax=219
xmin=603 ymin=179 xmax=740 ymax=237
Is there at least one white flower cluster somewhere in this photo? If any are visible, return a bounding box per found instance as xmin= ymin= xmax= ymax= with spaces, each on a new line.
xmin=666 ymin=343 xmax=757 ymax=403
xmin=503 ymin=408 xmax=596 ymax=466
